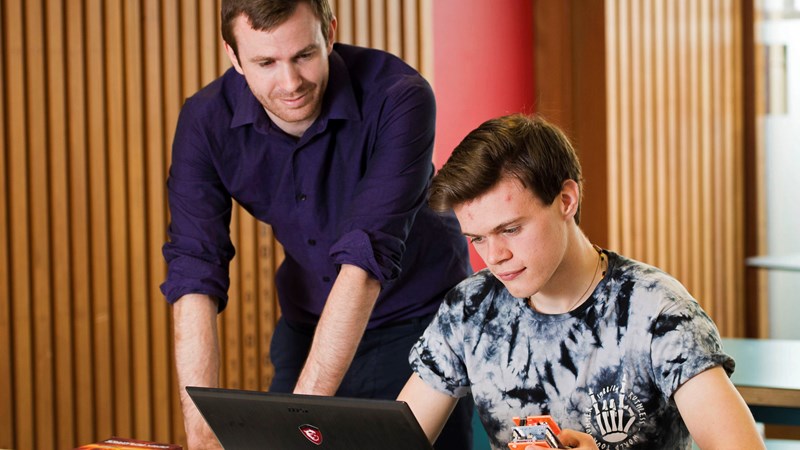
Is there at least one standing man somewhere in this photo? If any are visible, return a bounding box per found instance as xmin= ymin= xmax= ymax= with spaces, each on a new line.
xmin=161 ymin=1 xmax=472 ymax=448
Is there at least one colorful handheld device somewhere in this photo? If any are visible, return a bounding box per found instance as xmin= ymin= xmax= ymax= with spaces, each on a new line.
xmin=507 ymin=415 xmax=567 ymax=449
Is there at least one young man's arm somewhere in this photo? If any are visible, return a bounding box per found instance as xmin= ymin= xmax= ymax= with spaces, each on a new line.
xmin=293 ymin=264 xmax=381 ymax=395
xmin=397 ymin=373 xmax=459 ymax=443
xmin=173 ymin=294 xmax=222 ymax=450
xmin=674 ymin=366 xmax=766 ymax=449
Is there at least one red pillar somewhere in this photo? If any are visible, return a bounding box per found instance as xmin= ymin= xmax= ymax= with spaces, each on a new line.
xmin=432 ymin=1 xmax=536 ymax=269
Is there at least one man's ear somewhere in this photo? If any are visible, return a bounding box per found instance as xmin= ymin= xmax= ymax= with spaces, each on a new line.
xmin=560 ymin=179 xmax=581 ymax=221
xmin=326 ymin=16 xmax=337 ymax=53
xmin=224 ymin=41 xmax=244 ymax=75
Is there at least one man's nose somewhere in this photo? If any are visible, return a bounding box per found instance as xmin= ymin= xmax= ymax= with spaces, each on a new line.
xmin=278 ymin=63 xmax=303 ymax=93
xmin=486 ymin=239 xmax=511 ymax=265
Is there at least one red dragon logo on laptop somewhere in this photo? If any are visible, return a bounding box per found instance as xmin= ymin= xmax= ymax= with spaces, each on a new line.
xmin=299 ymin=424 xmax=323 ymax=445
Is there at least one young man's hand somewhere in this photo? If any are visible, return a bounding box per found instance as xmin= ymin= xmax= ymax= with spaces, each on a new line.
xmin=557 ymin=428 xmax=600 ymax=449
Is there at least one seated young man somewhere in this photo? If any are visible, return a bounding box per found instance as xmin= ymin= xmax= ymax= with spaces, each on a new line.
xmin=398 ymin=114 xmax=765 ymax=450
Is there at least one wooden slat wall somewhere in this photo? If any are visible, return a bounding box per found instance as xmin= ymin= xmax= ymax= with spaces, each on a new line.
xmin=0 ymin=1 xmax=431 ymax=448
xmin=533 ymin=0 xmax=609 ymax=247
xmin=745 ymin=1 xmax=768 ymax=338
xmin=605 ymin=0 xmax=745 ymax=336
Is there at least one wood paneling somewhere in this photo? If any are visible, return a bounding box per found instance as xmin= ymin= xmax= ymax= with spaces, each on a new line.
xmin=0 ymin=1 xmax=12 ymax=443
xmin=605 ymin=0 xmax=746 ymax=336
xmin=536 ymin=0 xmax=748 ymax=337
xmin=741 ymin=0 xmax=767 ymax=338
xmin=0 ymin=1 xmax=430 ymax=448
xmin=533 ymin=0 xmax=608 ymax=247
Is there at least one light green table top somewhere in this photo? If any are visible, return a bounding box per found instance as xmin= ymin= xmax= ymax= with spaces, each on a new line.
xmin=746 ymin=254 xmax=800 ymax=272
xmin=721 ymin=338 xmax=800 ymax=408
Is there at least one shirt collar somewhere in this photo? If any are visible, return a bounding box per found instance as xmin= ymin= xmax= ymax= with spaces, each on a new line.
xmin=229 ymin=45 xmax=361 ymax=133
xmin=321 ymin=46 xmax=361 ymax=122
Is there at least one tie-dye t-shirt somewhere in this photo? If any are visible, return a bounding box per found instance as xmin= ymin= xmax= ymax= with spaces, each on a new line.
xmin=409 ymin=250 xmax=733 ymax=450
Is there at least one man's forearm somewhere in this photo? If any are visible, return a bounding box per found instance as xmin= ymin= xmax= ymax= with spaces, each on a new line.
xmin=174 ymin=294 xmax=220 ymax=388
xmin=293 ymin=265 xmax=381 ymax=395
xmin=173 ymin=294 xmax=222 ymax=448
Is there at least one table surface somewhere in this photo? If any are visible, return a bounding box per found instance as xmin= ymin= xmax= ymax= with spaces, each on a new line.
xmin=722 ymin=338 xmax=800 ymax=408
xmin=746 ymin=254 xmax=800 ymax=272
xmin=764 ymin=440 xmax=800 ymax=449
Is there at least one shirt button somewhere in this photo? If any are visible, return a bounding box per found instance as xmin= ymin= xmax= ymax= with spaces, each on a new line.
xmin=297 ymin=193 xmax=307 ymax=201
xmin=322 ymin=276 xmax=331 ymax=282
xmin=307 ymin=239 xmax=316 ymax=246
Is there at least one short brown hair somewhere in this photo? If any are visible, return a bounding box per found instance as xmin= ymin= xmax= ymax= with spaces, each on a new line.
xmin=221 ymin=0 xmax=334 ymax=57
xmin=429 ymin=114 xmax=584 ymax=224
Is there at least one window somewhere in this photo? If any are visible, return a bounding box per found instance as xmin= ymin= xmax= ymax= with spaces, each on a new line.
xmin=747 ymin=0 xmax=800 ymax=338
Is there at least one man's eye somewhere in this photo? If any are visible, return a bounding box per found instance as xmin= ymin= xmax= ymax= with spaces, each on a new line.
xmin=503 ymin=227 xmax=520 ymax=235
xmin=259 ymin=60 xmax=274 ymax=67
xmin=469 ymin=236 xmax=484 ymax=244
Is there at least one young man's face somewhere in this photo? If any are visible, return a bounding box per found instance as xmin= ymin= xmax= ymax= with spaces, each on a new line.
xmin=225 ymin=3 xmax=335 ymax=137
xmin=454 ymin=177 xmax=572 ymax=299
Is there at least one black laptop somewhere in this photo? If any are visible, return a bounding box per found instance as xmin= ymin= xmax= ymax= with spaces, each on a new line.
xmin=186 ymin=386 xmax=435 ymax=450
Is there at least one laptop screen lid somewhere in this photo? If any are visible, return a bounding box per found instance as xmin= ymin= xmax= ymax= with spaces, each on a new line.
xmin=186 ymin=386 xmax=434 ymax=450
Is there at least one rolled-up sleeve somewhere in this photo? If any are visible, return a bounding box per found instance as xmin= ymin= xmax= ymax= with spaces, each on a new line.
xmin=328 ymin=74 xmax=436 ymax=284
xmin=160 ymin=100 xmax=235 ymax=311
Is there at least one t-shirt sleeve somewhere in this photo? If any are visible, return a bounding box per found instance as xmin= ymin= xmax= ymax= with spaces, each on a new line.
xmin=408 ymin=288 xmax=472 ymax=398
xmin=649 ymin=291 xmax=735 ymax=399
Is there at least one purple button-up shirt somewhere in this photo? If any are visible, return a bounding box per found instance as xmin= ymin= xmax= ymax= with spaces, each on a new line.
xmin=161 ymin=44 xmax=470 ymax=328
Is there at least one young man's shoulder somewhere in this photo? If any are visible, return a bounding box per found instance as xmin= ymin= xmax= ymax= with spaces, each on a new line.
xmin=611 ymin=251 xmax=683 ymax=285
xmin=443 ymin=269 xmax=516 ymax=315
xmin=608 ymin=251 xmax=699 ymax=309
